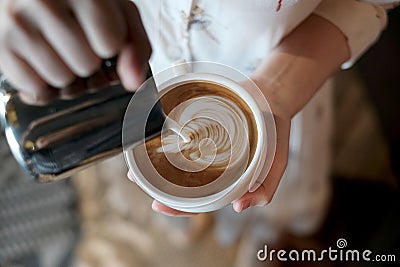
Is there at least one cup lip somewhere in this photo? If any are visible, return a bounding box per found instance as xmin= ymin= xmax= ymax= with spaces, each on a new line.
xmin=125 ymin=72 xmax=268 ymax=210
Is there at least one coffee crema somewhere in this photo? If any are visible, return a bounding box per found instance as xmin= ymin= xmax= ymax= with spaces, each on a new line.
xmin=144 ymin=81 xmax=258 ymax=187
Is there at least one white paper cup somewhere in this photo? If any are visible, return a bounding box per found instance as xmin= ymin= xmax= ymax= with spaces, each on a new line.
xmin=123 ymin=62 xmax=276 ymax=212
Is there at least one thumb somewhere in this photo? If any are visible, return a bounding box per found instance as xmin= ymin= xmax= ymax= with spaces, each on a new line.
xmin=232 ymin=184 xmax=272 ymax=213
xmin=117 ymin=1 xmax=152 ymax=91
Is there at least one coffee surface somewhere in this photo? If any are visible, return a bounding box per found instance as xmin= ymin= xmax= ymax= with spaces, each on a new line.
xmin=144 ymin=81 xmax=257 ymax=187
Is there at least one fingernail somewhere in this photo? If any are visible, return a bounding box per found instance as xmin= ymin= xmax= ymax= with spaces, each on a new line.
xmin=151 ymin=204 xmax=169 ymax=216
xmin=19 ymin=91 xmax=58 ymax=106
xmin=249 ymin=181 xmax=262 ymax=193
xmin=233 ymin=201 xmax=250 ymax=213
xmin=19 ymin=93 xmax=37 ymax=105
xmin=127 ymin=172 xmax=134 ymax=182
xmin=127 ymin=171 xmax=138 ymax=183
xmin=86 ymin=69 xmax=108 ymax=91
xmin=60 ymin=79 xmax=85 ymax=100
xmin=151 ymin=201 xmax=160 ymax=212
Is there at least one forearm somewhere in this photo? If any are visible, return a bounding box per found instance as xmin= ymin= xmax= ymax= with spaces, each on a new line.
xmin=252 ymin=14 xmax=350 ymax=118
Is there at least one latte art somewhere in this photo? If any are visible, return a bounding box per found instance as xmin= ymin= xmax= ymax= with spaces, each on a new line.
xmin=160 ymin=95 xmax=250 ymax=173
xmin=143 ymin=81 xmax=258 ymax=187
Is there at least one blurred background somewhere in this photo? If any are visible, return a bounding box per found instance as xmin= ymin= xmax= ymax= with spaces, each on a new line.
xmin=1 ymin=8 xmax=399 ymax=267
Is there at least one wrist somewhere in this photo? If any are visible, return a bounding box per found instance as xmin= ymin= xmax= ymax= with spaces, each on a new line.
xmin=250 ymin=74 xmax=295 ymax=120
xmin=250 ymin=50 xmax=315 ymax=120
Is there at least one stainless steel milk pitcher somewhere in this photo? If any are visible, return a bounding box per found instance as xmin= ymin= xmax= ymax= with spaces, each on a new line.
xmin=0 ymin=58 xmax=165 ymax=182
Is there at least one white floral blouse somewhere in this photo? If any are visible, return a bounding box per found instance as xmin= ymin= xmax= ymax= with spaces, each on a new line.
xmin=133 ymin=0 xmax=395 ymax=74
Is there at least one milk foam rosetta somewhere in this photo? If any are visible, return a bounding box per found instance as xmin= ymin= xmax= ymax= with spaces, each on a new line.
xmin=160 ymin=95 xmax=251 ymax=173
xmin=143 ymin=81 xmax=257 ymax=187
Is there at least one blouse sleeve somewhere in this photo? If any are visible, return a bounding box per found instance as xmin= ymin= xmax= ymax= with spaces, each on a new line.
xmin=313 ymin=0 xmax=398 ymax=69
